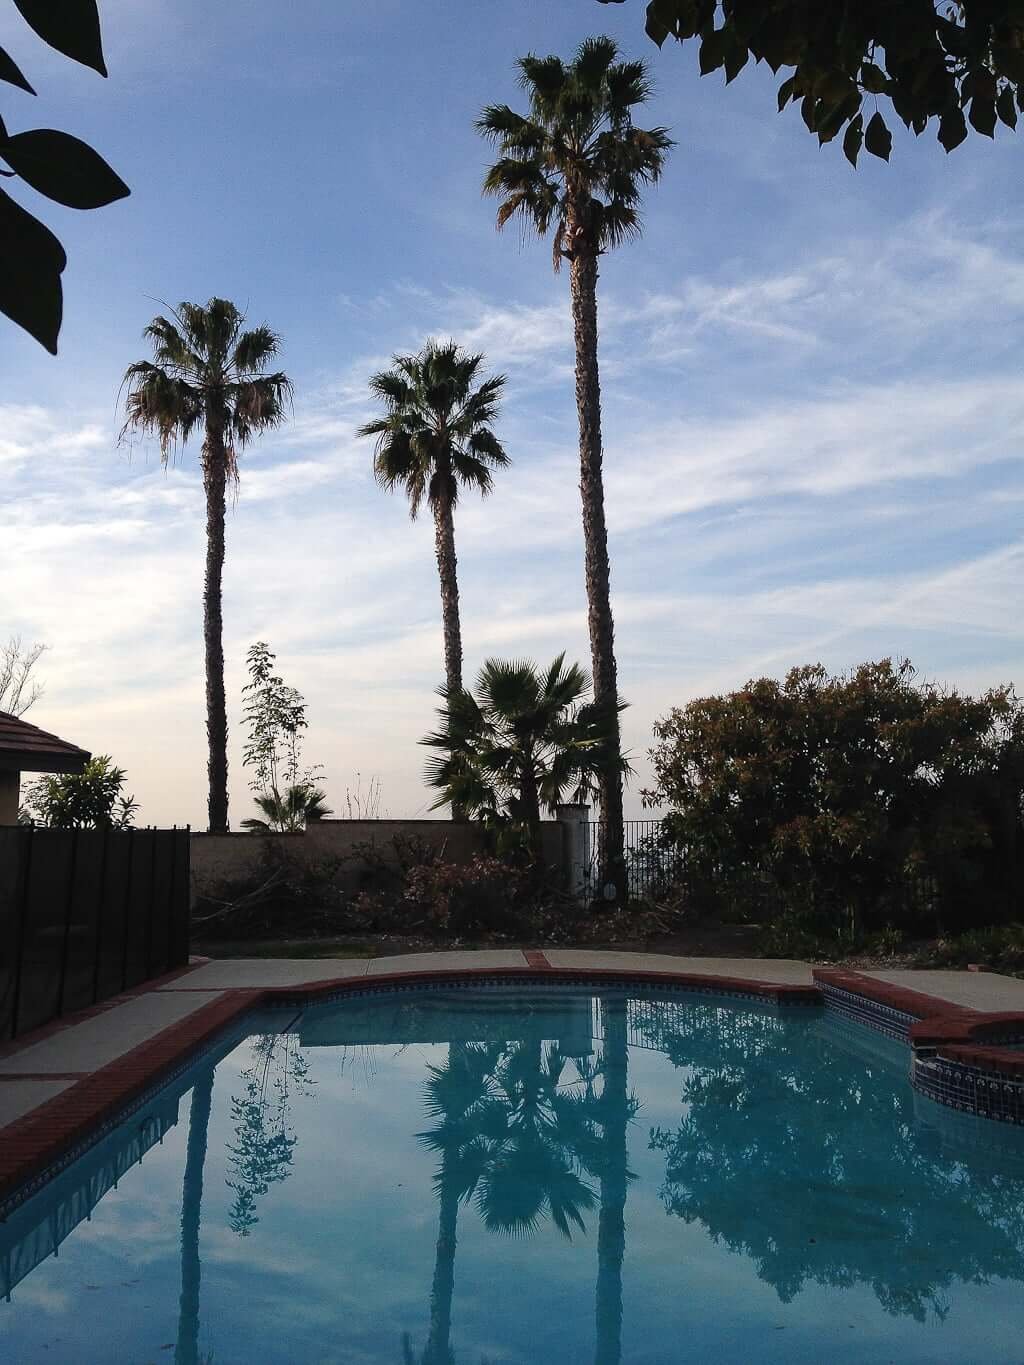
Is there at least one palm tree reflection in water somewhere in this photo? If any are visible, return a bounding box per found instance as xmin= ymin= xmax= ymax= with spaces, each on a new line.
xmin=175 ymin=1065 xmax=215 ymax=1365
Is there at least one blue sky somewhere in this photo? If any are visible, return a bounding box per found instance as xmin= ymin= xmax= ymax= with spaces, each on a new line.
xmin=1 ymin=0 xmax=1023 ymax=826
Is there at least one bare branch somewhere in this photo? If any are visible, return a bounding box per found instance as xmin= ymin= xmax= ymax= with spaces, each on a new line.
xmin=0 ymin=637 xmax=47 ymax=716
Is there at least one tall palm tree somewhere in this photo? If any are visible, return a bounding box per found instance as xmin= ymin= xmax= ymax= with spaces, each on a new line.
xmin=357 ymin=341 xmax=510 ymax=808
xmin=478 ymin=38 xmax=672 ymax=899
xmin=121 ymin=299 xmax=292 ymax=833
xmin=357 ymin=341 xmax=508 ymax=730
xmin=421 ymin=653 xmax=630 ymax=862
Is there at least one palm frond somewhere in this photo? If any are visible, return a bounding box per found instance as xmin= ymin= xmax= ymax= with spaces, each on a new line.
xmin=233 ymin=324 xmax=282 ymax=375
xmin=604 ymin=57 xmax=653 ymax=119
xmin=517 ymin=53 xmax=569 ymax=117
xmin=141 ymin=315 xmax=203 ymax=377
xmin=574 ymin=35 xmax=620 ymax=97
xmin=120 ymin=362 xmax=203 ymax=462
xmin=122 ymin=298 xmax=291 ymax=477
xmin=230 ymin=372 xmax=293 ymax=445
xmin=358 ymin=341 xmax=507 ymax=518
xmin=479 ymin=42 xmax=672 ymax=267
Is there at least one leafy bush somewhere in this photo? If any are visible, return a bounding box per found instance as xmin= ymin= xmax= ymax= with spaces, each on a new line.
xmin=21 ymin=755 xmax=138 ymax=829
xmin=352 ymin=854 xmax=578 ymax=941
xmin=926 ymin=924 xmax=1024 ymax=975
xmin=646 ymin=660 xmax=1024 ymax=940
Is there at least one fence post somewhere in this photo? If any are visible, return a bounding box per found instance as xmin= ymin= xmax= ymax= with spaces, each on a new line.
xmin=120 ymin=831 xmax=135 ymax=993
xmin=8 ymin=825 xmax=34 ymax=1040
xmin=56 ymin=828 xmax=80 ymax=1017
xmin=90 ymin=825 xmax=111 ymax=1008
xmin=556 ymin=804 xmax=591 ymax=902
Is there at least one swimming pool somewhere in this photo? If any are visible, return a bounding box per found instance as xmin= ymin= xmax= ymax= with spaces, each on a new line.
xmin=3 ymin=983 xmax=1024 ymax=1363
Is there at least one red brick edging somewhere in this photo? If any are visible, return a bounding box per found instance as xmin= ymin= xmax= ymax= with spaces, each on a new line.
xmin=814 ymin=966 xmax=1024 ymax=1080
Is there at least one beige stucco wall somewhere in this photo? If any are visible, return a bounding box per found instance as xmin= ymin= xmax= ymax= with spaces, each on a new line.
xmin=190 ymin=819 xmax=567 ymax=903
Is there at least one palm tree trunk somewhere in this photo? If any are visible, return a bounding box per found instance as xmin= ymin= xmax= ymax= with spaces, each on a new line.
xmin=423 ymin=1039 xmax=466 ymax=1365
xmin=176 ymin=1065 xmax=215 ymax=1365
xmin=203 ymin=428 xmax=230 ymax=834
xmin=569 ymin=246 xmax=626 ymax=903
xmin=520 ymin=756 xmax=544 ymax=863
xmin=424 ymin=1147 xmax=460 ymax=1365
xmin=594 ymin=998 xmax=629 ymax=1365
xmin=433 ymin=497 xmax=465 ymax=821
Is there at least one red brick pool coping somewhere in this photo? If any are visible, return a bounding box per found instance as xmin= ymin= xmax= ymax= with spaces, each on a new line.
xmin=814 ymin=966 xmax=1024 ymax=1072
xmin=3 ymin=956 xmax=1024 ymax=1209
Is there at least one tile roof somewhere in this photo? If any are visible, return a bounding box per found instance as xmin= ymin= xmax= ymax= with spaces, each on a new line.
xmin=0 ymin=711 xmax=90 ymax=774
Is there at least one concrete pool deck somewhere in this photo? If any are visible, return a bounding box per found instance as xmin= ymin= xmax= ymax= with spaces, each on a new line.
xmin=2 ymin=949 xmax=1024 ymax=1203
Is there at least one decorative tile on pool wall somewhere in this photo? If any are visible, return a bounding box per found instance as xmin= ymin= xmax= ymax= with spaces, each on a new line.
xmin=818 ymin=981 xmax=918 ymax=1042
xmin=913 ymin=1053 xmax=1024 ymax=1126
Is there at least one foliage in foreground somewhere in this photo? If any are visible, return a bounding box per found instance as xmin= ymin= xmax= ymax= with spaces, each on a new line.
xmin=0 ymin=0 xmax=129 ymax=352
xmin=599 ymin=0 xmax=1024 ymax=162
xmin=645 ymin=659 xmax=1024 ymax=939
xmin=21 ymin=754 xmax=138 ymax=829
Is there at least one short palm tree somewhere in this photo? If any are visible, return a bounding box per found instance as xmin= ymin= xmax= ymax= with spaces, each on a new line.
xmin=421 ymin=653 xmax=630 ymax=862
xmin=121 ymin=299 xmax=292 ymax=833
xmin=240 ymin=782 xmax=333 ymax=834
xmin=357 ymin=340 xmax=509 ymax=729
xmin=478 ymin=38 xmax=672 ymax=899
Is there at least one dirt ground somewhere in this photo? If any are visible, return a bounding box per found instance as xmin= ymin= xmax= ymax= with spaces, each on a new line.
xmin=195 ymin=921 xmax=781 ymax=961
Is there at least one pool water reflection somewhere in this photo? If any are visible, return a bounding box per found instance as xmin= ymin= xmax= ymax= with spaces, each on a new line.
xmin=2 ymin=987 xmax=1024 ymax=1364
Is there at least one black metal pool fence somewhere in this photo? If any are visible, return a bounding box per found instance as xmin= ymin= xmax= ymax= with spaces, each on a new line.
xmin=585 ymin=819 xmax=690 ymax=901
xmin=584 ymin=819 xmax=1005 ymax=925
xmin=0 ymin=826 xmax=190 ymax=1041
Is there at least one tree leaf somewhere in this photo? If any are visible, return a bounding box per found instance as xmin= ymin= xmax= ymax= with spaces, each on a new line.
xmin=938 ymin=105 xmax=969 ymax=152
xmin=698 ymin=27 xmax=729 ymax=75
xmin=0 ymin=188 xmax=65 ymax=353
xmin=0 ymin=44 xmax=35 ymax=94
xmin=860 ymin=62 xmax=887 ymax=95
xmin=843 ymin=114 xmax=863 ymax=167
xmin=776 ymin=74 xmax=798 ymax=111
xmin=864 ymin=110 xmax=892 ymax=160
xmin=997 ymin=84 xmax=1019 ymax=128
xmin=1 ymin=128 xmax=129 ymax=209
xmin=644 ymin=0 xmax=680 ymax=47
xmin=723 ymin=35 xmax=749 ymax=84
xmin=12 ymin=0 xmax=106 ymax=77
xmin=968 ymin=94 xmax=997 ymax=137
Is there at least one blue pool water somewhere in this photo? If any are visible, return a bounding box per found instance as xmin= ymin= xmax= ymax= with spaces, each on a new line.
xmin=3 ymin=985 xmax=1024 ymax=1364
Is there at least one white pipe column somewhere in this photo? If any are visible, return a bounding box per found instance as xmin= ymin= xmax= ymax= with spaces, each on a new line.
xmin=0 ymin=769 xmax=21 ymax=824
xmin=556 ymin=803 xmax=591 ymax=901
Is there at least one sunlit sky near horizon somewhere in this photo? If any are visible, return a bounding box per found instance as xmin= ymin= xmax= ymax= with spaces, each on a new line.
xmin=2 ymin=0 xmax=1023 ymax=827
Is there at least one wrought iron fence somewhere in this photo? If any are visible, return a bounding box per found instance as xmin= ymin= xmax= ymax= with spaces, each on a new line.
xmin=0 ymin=826 xmax=191 ymax=1041
xmin=585 ymin=820 xmax=688 ymax=902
